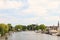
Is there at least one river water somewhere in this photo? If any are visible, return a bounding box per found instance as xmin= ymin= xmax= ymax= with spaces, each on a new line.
xmin=8 ymin=31 xmax=60 ymax=40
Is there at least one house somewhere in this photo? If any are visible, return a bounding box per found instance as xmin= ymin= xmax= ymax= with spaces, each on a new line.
xmin=46 ymin=21 xmax=60 ymax=35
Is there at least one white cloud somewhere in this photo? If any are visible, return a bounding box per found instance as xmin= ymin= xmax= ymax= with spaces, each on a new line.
xmin=38 ymin=16 xmax=60 ymax=26
xmin=19 ymin=0 xmax=48 ymax=17
xmin=44 ymin=16 xmax=60 ymax=22
xmin=19 ymin=0 xmax=60 ymax=17
xmin=0 ymin=0 xmax=60 ymax=26
xmin=0 ymin=14 xmax=17 ymax=23
xmin=0 ymin=0 xmax=23 ymax=9
xmin=15 ymin=0 xmax=60 ymax=26
xmin=47 ymin=2 xmax=59 ymax=9
xmin=0 ymin=14 xmax=39 ymax=25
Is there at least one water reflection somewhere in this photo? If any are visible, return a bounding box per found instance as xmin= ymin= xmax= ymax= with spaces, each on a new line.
xmin=8 ymin=31 xmax=60 ymax=40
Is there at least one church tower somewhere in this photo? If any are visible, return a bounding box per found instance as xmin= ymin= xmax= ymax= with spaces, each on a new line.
xmin=58 ymin=21 xmax=59 ymax=28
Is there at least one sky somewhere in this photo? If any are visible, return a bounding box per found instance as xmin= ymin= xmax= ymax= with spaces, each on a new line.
xmin=0 ymin=0 xmax=60 ymax=26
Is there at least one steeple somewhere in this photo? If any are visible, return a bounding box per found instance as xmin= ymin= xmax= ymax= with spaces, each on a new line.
xmin=58 ymin=21 xmax=59 ymax=27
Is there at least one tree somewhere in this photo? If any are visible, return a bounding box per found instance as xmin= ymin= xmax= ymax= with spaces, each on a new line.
xmin=27 ymin=24 xmax=37 ymax=30
xmin=7 ymin=24 xmax=13 ymax=31
xmin=39 ymin=24 xmax=46 ymax=31
xmin=22 ymin=25 xmax=27 ymax=31
xmin=0 ymin=26 xmax=3 ymax=35
xmin=35 ymin=26 xmax=39 ymax=30
xmin=0 ymin=24 xmax=9 ymax=36
xmin=15 ymin=25 xmax=22 ymax=31
xmin=27 ymin=25 xmax=32 ymax=30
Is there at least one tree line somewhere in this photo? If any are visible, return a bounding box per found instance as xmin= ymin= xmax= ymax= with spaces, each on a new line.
xmin=0 ymin=23 xmax=46 ymax=36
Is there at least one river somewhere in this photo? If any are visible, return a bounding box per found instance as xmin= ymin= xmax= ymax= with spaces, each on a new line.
xmin=8 ymin=31 xmax=60 ymax=40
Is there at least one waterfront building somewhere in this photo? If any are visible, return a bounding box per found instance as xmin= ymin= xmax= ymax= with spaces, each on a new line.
xmin=46 ymin=21 xmax=60 ymax=34
xmin=46 ymin=21 xmax=60 ymax=30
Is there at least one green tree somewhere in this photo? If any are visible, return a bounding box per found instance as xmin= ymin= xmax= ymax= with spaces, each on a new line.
xmin=22 ymin=25 xmax=26 ymax=31
xmin=35 ymin=26 xmax=39 ymax=30
xmin=39 ymin=24 xmax=46 ymax=31
xmin=15 ymin=25 xmax=22 ymax=31
xmin=0 ymin=24 xmax=9 ymax=36
xmin=27 ymin=24 xmax=37 ymax=30
xmin=7 ymin=24 xmax=13 ymax=31
xmin=0 ymin=26 xmax=3 ymax=35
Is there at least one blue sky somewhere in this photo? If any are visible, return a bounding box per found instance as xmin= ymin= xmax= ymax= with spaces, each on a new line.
xmin=0 ymin=0 xmax=60 ymax=26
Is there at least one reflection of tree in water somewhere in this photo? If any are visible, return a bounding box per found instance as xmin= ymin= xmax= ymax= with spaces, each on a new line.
xmin=5 ymin=36 xmax=8 ymax=40
xmin=10 ymin=33 xmax=16 ymax=40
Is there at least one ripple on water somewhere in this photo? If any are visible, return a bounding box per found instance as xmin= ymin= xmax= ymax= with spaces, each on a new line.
xmin=8 ymin=31 xmax=60 ymax=40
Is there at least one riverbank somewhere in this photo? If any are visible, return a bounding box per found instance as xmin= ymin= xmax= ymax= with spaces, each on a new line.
xmin=34 ymin=30 xmax=60 ymax=37
xmin=0 ymin=31 xmax=14 ymax=40
xmin=0 ymin=36 xmax=5 ymax=40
